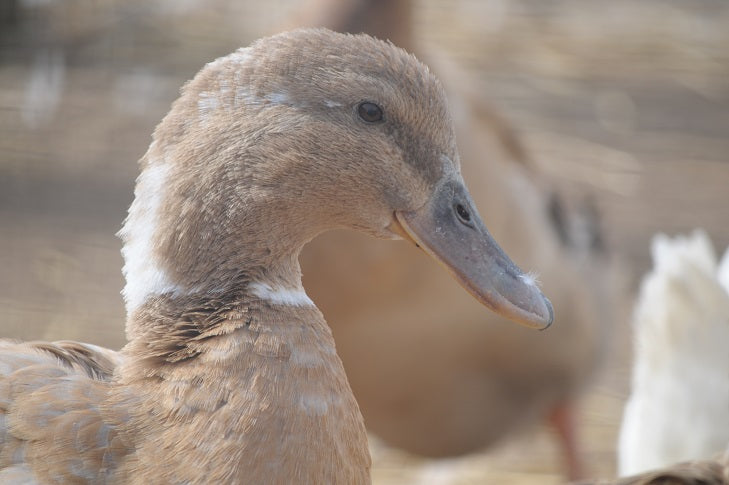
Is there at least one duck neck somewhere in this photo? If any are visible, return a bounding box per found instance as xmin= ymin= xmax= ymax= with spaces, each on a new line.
xmin=113 ymin=265 xmax=371 ymax=482
xmin=121 ymin=248 xmax=314 ymax=363
xmin=119 ymin=137 xmax=331 ymax=337
xmin=116 ymin=149 xmax=364 ymax=407
xmin=115 ymin=117 xmax=375 ymax=478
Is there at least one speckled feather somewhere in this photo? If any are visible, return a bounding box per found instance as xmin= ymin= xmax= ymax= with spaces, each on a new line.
xmin=0 ymin=340 xmax=124 ymax=483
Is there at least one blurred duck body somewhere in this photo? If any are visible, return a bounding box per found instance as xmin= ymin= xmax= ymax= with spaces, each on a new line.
xmin=293 ymin=0 xmax=615 ymax=478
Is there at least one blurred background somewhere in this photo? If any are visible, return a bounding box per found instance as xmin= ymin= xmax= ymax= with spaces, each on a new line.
xmin=1 ymin=0 xmax=728 ymax=483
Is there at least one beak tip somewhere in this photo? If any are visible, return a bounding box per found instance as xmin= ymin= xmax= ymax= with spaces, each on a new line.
xmin=538 ymin=296 xmax=555 ymax=331
xmin=492 ymin=290 xmax=554 ymax=331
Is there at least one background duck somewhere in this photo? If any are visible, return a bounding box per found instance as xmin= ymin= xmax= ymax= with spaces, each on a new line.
xmin=288 ymin=0 xmax=619 ymax=478
xmin=618 ymin=230 xmax=729 ymax=476
xmin=0 ymin=29 xmax=552 ymax=483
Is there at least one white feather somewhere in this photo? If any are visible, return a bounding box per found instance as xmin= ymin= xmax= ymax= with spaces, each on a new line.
xmin=618 ymin=230 xmax=729 ymax=476
xmin=248 ymin=282 xmax=314 ymax=307
xmin=119 ymin=153 xmax=182 ymax=313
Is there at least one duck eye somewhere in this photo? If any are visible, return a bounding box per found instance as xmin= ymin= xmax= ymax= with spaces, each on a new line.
xmin=357 ymin=102 xmax=384 ymax=123
xmin=455 ymin=203 xmax=472 ymax=224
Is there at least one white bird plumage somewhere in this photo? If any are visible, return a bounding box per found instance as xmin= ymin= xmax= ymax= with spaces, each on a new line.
xmin=618 ymin=229 xmax=729 ymax=476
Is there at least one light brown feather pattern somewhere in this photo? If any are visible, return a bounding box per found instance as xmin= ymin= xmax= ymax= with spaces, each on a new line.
xmin=0 ymin=340 xmax=124 ymax=483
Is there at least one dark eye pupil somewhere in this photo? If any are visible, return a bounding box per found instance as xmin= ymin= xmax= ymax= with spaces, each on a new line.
xmin=357 ymin=102 xmax=383 ymax=123
xmin=456 ymin=203 xmax=471 ymax=222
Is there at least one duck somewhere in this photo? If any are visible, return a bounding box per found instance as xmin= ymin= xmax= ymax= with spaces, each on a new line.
xmin=0 ymin=28 xmax=553 ymax=484
xmin=288 ymin=0 xmax=615 ymax=478
xmin=618 ymin=230 xmax=729 ymax=477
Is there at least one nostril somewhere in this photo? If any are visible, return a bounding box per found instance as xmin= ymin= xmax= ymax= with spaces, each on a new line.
xmin=455 ymin=203 xmax=471 ymax=224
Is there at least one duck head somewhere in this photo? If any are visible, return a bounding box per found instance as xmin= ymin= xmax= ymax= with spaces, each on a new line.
xmin=121 ymin=28 xmax=553 ymax=330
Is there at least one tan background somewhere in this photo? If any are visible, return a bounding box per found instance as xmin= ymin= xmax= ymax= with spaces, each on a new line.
xmin=1 ymin=1 xmax=728 ymax=482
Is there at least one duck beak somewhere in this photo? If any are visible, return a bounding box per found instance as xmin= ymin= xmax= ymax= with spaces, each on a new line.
xmin=391 ymin=175 xmax=554 ymax=330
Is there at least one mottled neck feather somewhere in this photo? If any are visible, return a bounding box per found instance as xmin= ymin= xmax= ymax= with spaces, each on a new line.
xmin=122 ymin=290 xmax=255 ymax=369
xmin=109 ymin=293 xmax=371 ymax=482
xmin=120 ymin=257 xmax=319 ymax=367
